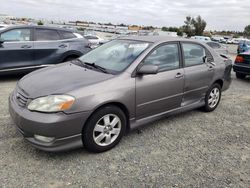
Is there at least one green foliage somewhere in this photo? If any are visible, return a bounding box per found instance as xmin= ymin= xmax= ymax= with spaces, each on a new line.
xmin=37 ymin=20 xmax=44 ymax=25
xmin=244 ymin=25 xmax=250 ymax=38
xmin=182 ymin=15 xmax=207 ymax=37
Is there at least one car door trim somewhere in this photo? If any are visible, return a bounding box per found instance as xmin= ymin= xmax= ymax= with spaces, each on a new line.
xmin=137 ymin=92 xmax=183 ymax=107
xmin=0 ymin=64 xmax=55 ymax=72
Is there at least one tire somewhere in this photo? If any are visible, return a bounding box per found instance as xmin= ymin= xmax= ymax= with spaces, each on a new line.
xmin=82 ymin=105 xmax=126 ymax=153
xmin=236 ymin=73 xmax=246 ymax=79
xmin=203 ymin=83 xmax=221 ymax=112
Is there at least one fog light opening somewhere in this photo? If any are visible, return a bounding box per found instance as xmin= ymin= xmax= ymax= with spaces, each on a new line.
xmin=34 ymin=135 xmax=55 ymax=143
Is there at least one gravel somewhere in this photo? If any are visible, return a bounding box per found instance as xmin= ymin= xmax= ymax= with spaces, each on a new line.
xmin=0 ymin=51 xmax=250 ymax=187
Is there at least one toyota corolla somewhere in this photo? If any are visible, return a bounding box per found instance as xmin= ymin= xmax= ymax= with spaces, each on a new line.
xmin=9 ymin=36 xmax=232 ymax=153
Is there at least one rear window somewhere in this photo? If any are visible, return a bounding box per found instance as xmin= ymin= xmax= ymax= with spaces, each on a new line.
xmin=35 ymin=29 xmax=60 ymax=41
xmin=59 ymin=30 xmax=76 ymax=39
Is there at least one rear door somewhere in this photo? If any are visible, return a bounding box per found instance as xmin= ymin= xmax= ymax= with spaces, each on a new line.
xmin=34 ymin=28 xmax=67 ymax=65
xmin=136 ymin=43 xmax=184 ymax=119
xmin=181 ymin=42 xmax=215 ymax=106
xmin=0 ymin=28 xmax=34 ymax=71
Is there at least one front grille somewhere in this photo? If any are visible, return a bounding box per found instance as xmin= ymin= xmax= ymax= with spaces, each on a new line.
xmin=15 ymin=89 xmax=29 ymax=107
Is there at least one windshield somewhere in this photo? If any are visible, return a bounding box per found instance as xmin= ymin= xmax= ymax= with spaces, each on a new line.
xmin=79 ymin=40 xmax=151 ymax=73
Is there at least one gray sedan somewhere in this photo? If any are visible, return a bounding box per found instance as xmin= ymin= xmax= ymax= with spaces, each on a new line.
xmin=9 ymin=36 xmax=232 ymax=153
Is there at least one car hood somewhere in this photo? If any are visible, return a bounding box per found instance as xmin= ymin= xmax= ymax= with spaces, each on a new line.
xmin=18 ymin=62 xmax=114 ymax=98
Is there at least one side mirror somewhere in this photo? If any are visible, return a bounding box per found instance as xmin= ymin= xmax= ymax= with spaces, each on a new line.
xmin=0 ymin=38 xmax=4 ymax=44
xmin=137 ymin=64 xmax=159 ymax=75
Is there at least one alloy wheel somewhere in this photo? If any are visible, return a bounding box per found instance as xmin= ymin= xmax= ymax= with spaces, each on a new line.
xmin=93 ymin=114 xmax=121 ymax=146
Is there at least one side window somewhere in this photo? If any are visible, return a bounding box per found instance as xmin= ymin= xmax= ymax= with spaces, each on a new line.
xmin=182 ymin=43 xmax=206 ymax=67
xmin=207 ymin=42 xmax=221 ymax=49
xmin=59 ymin=31 xmax=76 ymax=39
xmin=35 ymin=29 xmax=60 ymax=41
xmin=85 ymin=36 xmax=98 ymax=40
xmin=144 ymin=44 xmax=180 ymax=72
xmin=0 ymin=29 xmax=31 ymax=42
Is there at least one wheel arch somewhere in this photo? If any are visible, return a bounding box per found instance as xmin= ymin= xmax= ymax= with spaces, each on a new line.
xmin=83 ymin=102 xmax=131 ymax=132
xmin=61 ymin=50 xmax=83 ymax=62
xmin=213 ymin=79 xmax=223 ymax=88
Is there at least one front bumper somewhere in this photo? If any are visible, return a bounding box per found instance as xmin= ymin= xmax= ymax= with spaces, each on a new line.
xmin=233 ymin=64 xmax=250 ymax=75
xmin=9 ymin=92 xmax=92 ymax=152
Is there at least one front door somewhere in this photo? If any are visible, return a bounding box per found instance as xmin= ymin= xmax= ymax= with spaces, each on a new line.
xmin=136 ymin=43 xmax=184 ymax=119
xmin=0 ymin=28 xmax=34 ymax=71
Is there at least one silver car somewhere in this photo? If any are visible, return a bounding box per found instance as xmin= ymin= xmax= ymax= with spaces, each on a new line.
xmin=9 ymin=36 xmax=232 ymax=153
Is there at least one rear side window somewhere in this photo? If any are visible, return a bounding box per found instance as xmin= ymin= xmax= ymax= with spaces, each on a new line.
xmin=182 ymin=43 xmax=206 ymax=67
xmin=85 ymin=36 xmax=98 ymax=40
xmin=35 ymin=29 xmax=60 ymax=41
xmin=0 ymin=28 xmax=31 ymax=42
xmin=59 ymin=30 xmax=76 ymax=39
xmin=144 ymin=43 xmax=180 ymax=72
xmin=207 ymin=42 xmax=221 ymax=49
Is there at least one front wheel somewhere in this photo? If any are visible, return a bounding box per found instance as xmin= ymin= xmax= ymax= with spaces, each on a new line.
xmin=203 ymin=83 xmax=221 ymax=112
xmin=82 ymin=106 xmax=126 ymax=153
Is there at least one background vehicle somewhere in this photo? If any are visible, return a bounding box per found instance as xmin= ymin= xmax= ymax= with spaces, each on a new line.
xmin=0 ymin=24 xmax=9 ymax=30
xmin=0 ymin=25 xmax=91 ymax=74
xmin=237 ymin=40 xmax=250 ymax=54
xmin=9 ymin=37 xmax=232 ymax=153
xmin=191 ymin=36 xmax=211 ymax=41
xmin=84 ymin=35 xmax=104 ymax=48
xmin=206 ymin=41 xmax=228 ymax=55
xmin=233 ymin=52 xmax=250 ymax=79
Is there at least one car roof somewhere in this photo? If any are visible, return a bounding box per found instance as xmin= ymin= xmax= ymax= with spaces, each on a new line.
xmin=118 ymin=36 xmax=206 ymax=44
xmin=0 ymin=25 xmax=74 ymax=32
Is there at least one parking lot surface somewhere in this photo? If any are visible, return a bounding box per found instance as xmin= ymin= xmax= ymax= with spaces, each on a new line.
xmin=0 ymin=50 xmax=250 ymax=188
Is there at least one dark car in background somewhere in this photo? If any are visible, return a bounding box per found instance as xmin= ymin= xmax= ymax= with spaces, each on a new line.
xmin=233 ymin=52 xmax=250 ymax=79
xmin=0 ymin=25 xmax=91 ymax=75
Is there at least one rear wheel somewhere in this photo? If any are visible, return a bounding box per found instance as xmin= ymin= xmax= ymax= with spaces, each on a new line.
xmin=203 ymin=83 xmax=221 ymax=112
xmin=82 ymin=106 xmax=126 ymax=153
xmin=236 ymin=73 xmax=246 ymax=79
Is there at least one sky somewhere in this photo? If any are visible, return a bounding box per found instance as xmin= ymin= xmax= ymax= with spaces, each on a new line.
xmin=0 ymin=0 xmax=249 ymax=31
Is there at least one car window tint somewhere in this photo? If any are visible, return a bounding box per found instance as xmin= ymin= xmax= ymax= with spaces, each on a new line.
xmin=59 ymin=30 xmax=76 ymax=39
xmin=35 ymin=29 xmax=60 ymax=41
xmin=144 ymin=44 xmax=180 ymax=72
xmin=207 ymin=42 xmax=221 ymax=49
xmin=0 ymin=29 xmax=31 ymax=42
xmin=182 ymin=43 xmax=206 ymax=67
xmin=85 ymin=36 xmax=98 ymax=40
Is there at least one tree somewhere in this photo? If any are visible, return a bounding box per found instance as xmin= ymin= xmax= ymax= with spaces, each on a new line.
xmin=37 ymin=20 xmax=44 ymax=25
xmin=244 ymin=25 xmax=250 ymax=38
xmin=192 ymin=15 xmax=207 ymax=36
xmin=183 ymin=16 xmax=195 ymax=37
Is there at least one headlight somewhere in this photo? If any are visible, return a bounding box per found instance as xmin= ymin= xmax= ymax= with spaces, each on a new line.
xmin=28 ymin=95 xmax=75 ymax=112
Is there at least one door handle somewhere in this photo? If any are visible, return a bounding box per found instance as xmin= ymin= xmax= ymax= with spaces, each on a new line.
xmin=21 ymin=45 xmax=32 ymax=49
xmin=208 ymin=66 xmax=214 ymax=71
xmin=175 ymin=72 xmax=183 ymax=78
xmin=59 ymin=44 xmax=67 ymax=48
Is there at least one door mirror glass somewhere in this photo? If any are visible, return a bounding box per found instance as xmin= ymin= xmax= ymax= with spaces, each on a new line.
xmin=137 ymin=64 xmax=159 ymax=75
xmin=0 ymin=38 xmax=4 ymax=44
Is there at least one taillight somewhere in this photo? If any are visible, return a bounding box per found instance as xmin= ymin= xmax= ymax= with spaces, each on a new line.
xmin=235 ymin=55 xmax=244 ymax=63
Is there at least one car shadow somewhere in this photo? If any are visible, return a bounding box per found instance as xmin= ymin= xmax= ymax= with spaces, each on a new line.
xmin=0 ymin=74 xmax=25 ymax=82
xmin=29 ymin=109 xmax=200 ymax=159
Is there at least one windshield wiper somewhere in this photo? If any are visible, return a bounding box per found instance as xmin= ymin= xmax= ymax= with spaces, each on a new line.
xmin=84 ymin=62 xmax=108 ymax=73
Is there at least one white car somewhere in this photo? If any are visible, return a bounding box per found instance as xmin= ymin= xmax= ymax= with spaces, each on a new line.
xmin=0 ymin=24 xmax=9 ymax=30
xmin=84 ymin=35 xmax=104 ymax=48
